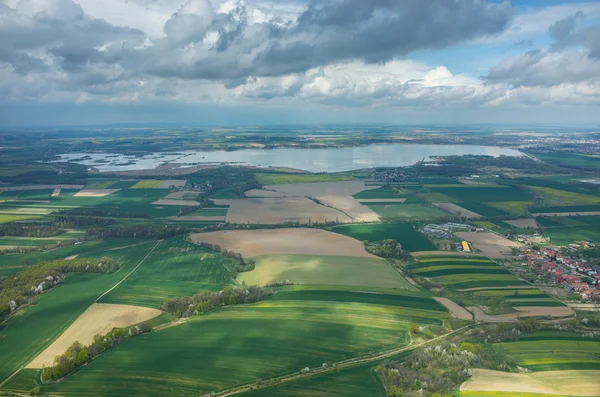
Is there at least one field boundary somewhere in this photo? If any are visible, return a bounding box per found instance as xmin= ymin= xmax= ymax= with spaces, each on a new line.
xmin=204 ymin=323 xmax=476 ymax=397
xmin=96 ymin=240 xmax=162 ymax=303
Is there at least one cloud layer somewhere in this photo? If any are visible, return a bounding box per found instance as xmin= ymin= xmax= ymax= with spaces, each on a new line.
xmin=1 ymin=0 xmax=600 ymax=116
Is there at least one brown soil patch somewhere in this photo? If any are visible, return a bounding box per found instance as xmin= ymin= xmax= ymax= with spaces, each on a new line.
xmin=158 ymin=180 xmax=186 ymax=189
xmin=259 ymin=180 xmax=381 ymax=222
xmin=468 ymin=305 xmax=574 ymax=322
xmin=191 ymin=228 xmax=376 ymax=258
xmin=73 ymin=189 xmax=120 ymax=197
xmin=455 ymin=232 xmax=522 ymax=258
xmin=567 ymin=303 xmax=600 ymax=310
xmin=532 ymin=211 xmax=600 ymax=217
xmin=152 ymin=199 xmax=199 ymax=206
xmin=27 ymin=303 xmax=160 ymax=368
xmin=164 ymin=191 xmax=197 ymax=199
xmin=503 ymin=218 xmax=539 ymax=229
xmin=64 ymin=254 xmax=79 ymax=260
xmin=434 ymin=203 xmax=482 ymax=219
xmin=51 ymin=188 xmax=61 ymax=197
xmin=460 ymin=369 xmax=600 ymax=396
xmin=214 ymin=197 xmax=352 ymax=224
xmin=433 ymin=297 xmax=473 ymax=320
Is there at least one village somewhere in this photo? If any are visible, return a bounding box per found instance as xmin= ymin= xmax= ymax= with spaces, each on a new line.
xmin=521 ymin=245 xmax=600 ymax=302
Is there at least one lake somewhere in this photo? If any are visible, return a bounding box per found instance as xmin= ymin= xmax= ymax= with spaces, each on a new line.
xmin=53 ymin=143 xmax=522 ymax=173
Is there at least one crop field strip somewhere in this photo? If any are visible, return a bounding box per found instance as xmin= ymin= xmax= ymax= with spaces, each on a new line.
xmin=239 ymin=254 xmax=413 ymax=289
xmin=364 ymin=203 xmax=447 ymax=219
xmin=0 ymin=240 xmax=159 ymax=384
xmin=493 ymin=333 xmax=600 ymax=371
xmin=28 ymin=300 xmax=447 ymax=397
xmin=331 ymin=222 xmax=436 ymax=252
xmin=98 ymin=237 xmax=235 ymax=308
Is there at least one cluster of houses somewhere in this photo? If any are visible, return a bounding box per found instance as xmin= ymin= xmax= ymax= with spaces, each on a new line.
xmin=524 ymin=246 xmax=600 ymax=300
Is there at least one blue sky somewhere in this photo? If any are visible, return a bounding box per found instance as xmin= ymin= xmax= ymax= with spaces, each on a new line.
xmin=0 ymin=0 xmax=599 ymax=126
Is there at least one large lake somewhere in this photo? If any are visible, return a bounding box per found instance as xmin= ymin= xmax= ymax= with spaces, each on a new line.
xmin=54 ymin=144 xmax=522 ymax=173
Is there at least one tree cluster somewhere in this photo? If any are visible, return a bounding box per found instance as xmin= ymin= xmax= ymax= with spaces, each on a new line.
xmin=177 ymin=199 xmax=216 ymax=216
xmin=364 ymin=239 xmax=409 ymax=260
xmin=380 ymin=341 xmax=493 ymax=397
xmin=0 ymin=239 xmax=77 ymax=257
xmin=160 ymin=284 xmax=272 ymax=318
xmin=54 ymin=215 xmax=117 ymax=228
xmin=0 ymin=223 xmax=64 ymax=238
xmin=194 ymin=241 xmax=255 ymax=278
xmin=0 ymin=257 xmax=118 ymax=321
xmin=41 ymin=322 xmax=152 ymax=382
xmin=86 ymin=225 xmax=190 ymax=239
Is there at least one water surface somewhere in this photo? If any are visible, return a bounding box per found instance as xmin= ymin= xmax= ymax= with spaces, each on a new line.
xmin=54 ymin=143 xmax=522 ymax=173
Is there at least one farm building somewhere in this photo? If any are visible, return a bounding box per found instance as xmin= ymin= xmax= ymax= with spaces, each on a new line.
xmin=462 ymin=241 xmax=471 ymax=252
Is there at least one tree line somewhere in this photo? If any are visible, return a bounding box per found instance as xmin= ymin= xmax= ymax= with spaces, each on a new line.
xmin=86 ymin=225 xmax=190 ymax=240
xmin=160 ymin=284 xmax=272 ymax=318
xmin=0 ymin=257 xmax=118 ymax=322
xmin=41 ymin=321 xmax=152 ymax=382
xmin=364 ymin=239 xmax=410 ymax=260
xmin=193 ymin=241 xmax=255 ymax=278
xmin=0 ymin=223 xmax=64 ymax=238
xmin=57 ymin=208 xmax=150 ymax=219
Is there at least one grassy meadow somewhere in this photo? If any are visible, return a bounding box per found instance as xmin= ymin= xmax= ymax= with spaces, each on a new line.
xmin=239 ymin=254 xmax=412 ymax=289
xmin=331 ymin=222 xmax=436 ymax=252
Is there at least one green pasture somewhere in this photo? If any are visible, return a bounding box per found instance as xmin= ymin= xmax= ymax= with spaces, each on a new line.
xmin=529 ymin=205 xmax=600 ymax=214
xmin=353 ymin=185 xmax=404 ymax=199
xmin=457 ymin=202 xmax=507 ymax=217
xmin=131 ymin=180 xmax=164 ymax=188
xmin=425 ymin=186 xmax=533 ymax=203
xmin=544 ymin=226 xmax=600 ymax=246
xmin=473 ymin=289 xmax=545 ymax=297
xmin=239 ymin=254 xmax=412 ymax=289
xmin=269 ymin=289 xmax=440 ymax=311
xmin=108 ymin=180 xmax=139 ymax=189
xmin=462 ymin=392 xmax=584 ymax=397
xmin=0 ymin=241 xmax=158 ymax=384
xmin=528 ymin=187 xmax=600 ymax=206
xmin=493 ymin=335 xmax=600 ymax=371
xmin=190 ymin=208 xmax=229 ymax=216
xmin=255 ymin=173 xmax=354 ymax=185
xmin=0 ymin=214 xmax=41 ymax=223
xmin=33 ymin=301 xmax=439 ymax=397
xmin=486 ymin=201 xmax=532 ymax=216
xmin=331 ymin=222 xmax=436 ymax=252
xmin=98 ymin=237 xmax=235 ymax=307
xmin=241 ymin=363 xmax=384 ymax=397
xmin=365 ymin=203 xmax=447 ymax=219
xmin=529 ymin=151 xmax=600 ymax=170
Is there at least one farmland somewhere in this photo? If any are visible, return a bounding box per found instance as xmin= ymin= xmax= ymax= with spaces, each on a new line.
xmin=131 ymin=180 xmax=164 ymax=188
xmin=365 ymin=203 xmax=447 ymax=219
xmin=239 ymin=254 xmax=410 ymax=289
xmin=408 ymin=255 xmax=529 ymax=290
xmin=331 ymin=222 xmax=437 ymax=252
xmin=492 ymin=333 xmax=600 ymax=371
xmin=27 ymin=299 xmax=445 ymax=397
xmin=0 ymin=240 xmax=158 ymax=384
xmin=98 ymin=237 xmax=235 ymax=307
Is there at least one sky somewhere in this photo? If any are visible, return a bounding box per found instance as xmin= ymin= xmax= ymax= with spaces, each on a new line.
xmin=0 ymin=0 xmax=599 ymax=126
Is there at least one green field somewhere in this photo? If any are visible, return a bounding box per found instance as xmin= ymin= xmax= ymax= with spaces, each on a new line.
xmin=529 ymin=151 xmax=600 ymax=170
xmin=241 ymin=363 xmax=385 ymax=397
xmin=493 ymin=333 xmax=600 ymax=371
xmin=98 ymin=237 xmax=235 ymax=307
xmin=0 ymin=240 xmax=158 ymax=384
xmin=131 ymin=180 xmax=164 ymax=188
xmin=239 ymin=254 xmax=413 ymax=289
xmin=28 ymin=299 xmax=443 ymax=397
xmin=0 ymin=214 xmax=41 ymax=223
xmin=486 ymin=201 xmax=532 ymax=216
xmin=331 ymin=223 xmax=436 ymax=252
xmin=255 ymin=173 xmax=355 ymax=185
xmin=409 ymin=255 xmax=527 ymax=289
xmin=425 ymin=186 xmax=534 ymax=203
xmin=543 ymin=225 xmax=600 ymax=245
xmin=528 ymin=187 xmax=600 ymax=206
xmin=462 ymin=392 xmax=583 ymax=397
xmin=365 ymin=203 xmax=447 ymax=219
xmin=529 ymin=204 xmax=600 ymax=214
xmin=353 ymin=185 xmax=405 ymax=199
xmin=190 ymin=207 xmax=229 ymax=217
xmin=108 ymin=180 xmax=139 ymax=189
xmin=456 ymin=202 xmax=508 ymax=217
